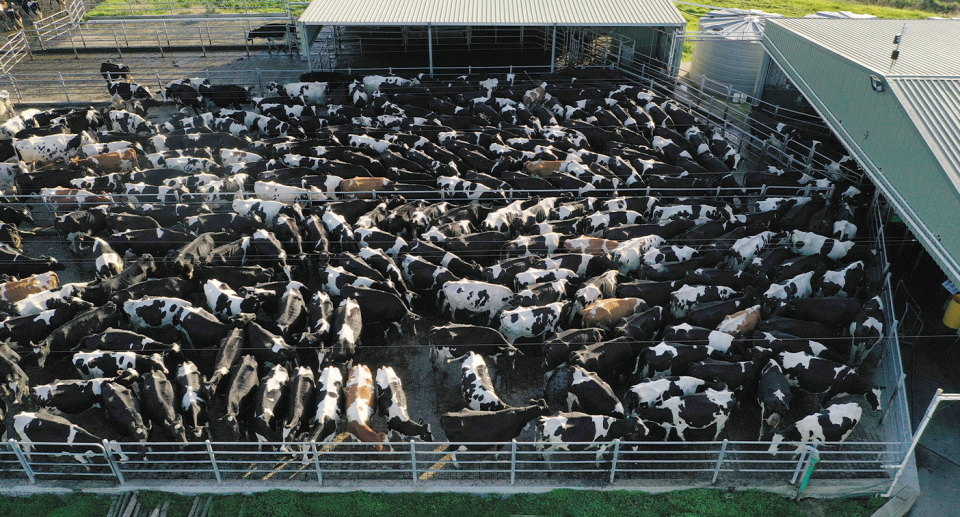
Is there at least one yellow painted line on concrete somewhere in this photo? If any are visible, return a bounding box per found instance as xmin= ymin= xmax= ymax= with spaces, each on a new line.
xmin=418 ymin=444 xmax=451 ymax=481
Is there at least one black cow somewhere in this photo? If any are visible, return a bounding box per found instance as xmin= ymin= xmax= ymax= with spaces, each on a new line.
xmin=542 ymin=327 xmax=604 ymax=370
xmin=340 ymin=284 xmax=419 ymax=337
xmin=101 ymin=382 xmax=150 ymax=442
xmin=0 ymin=300 xmax=92 ymax=350
xmin=565 ymin=365 xmax=625 ymax=417
xmin=199 ymin=84 xmax=254 ymax=110
xmin=688 ymin=357 xmax=759 ymax=394
xmin=35 ymin=302 xmax=119 ymax=368
xmin=1 ymin=343 xmax=29 ymax=403
xmin=571 ymin=336 xmax=641 ymax=381
xmin=440 ymin=399 xmax=550 ymax=466
xmin=205 ymin=328 xmax=244 ymax=397
xmin=210 ymin=354 xmax=259 ymax=442
xmin=247 ymin=23 xmax=296 ymax=53
xmin=280 ymin=365 xmax=316 ymax=447
xmin=0 ymin=243 xmax=64 ymax=276
xmin=246 ymin=320 xmax=297 ymax=367
xmin=141 ymin=369 xmax=188 ymax=442
xmin=850 ymin=295 xmax=884 ymax=366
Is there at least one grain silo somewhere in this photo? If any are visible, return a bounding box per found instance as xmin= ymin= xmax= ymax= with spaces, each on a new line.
xmin=688 ymin=9 xmax=782 ymax=99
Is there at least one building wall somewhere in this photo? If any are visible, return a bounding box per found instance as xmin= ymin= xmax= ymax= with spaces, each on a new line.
xmin=765 ymin=24 xmax=960 ymax=284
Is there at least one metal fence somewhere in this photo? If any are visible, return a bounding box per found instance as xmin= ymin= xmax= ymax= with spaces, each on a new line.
xmin=0 ymin=438 xmax=905 ymax=491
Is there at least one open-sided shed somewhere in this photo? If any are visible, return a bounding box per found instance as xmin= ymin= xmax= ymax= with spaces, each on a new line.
xmin=296 ymin=0 xmax=686 ymax=73
xmin=763 ymin=19 xmax=960 ymax=286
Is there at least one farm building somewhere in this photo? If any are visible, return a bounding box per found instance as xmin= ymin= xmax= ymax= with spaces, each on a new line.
xmin=762 ymin=19 xmax=960 ymax=289
xmin=295 ymin=0 xmax=686 ymax=72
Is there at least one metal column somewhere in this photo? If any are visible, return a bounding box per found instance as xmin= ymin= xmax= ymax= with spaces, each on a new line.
xmin=884 ymin=389 xmax=960 ymax=497
xmin=427 ymin=24 xmax=434 ymax=77
xmin=550 ymin=24 xmax=557 ymax=73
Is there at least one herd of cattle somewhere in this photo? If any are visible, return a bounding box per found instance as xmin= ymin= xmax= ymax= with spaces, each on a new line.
xmin=0 ymin=65 xmax=888 ymax=470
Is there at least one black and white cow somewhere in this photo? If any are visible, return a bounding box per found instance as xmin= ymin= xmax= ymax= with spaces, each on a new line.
xmin=13 ymin=411 xmax=103 ymax=464
xmin=438 ymin=279 xmax=515 ymax=326
xmin=768 ymin=402 xmax=862 ymax=453
xmin=375 ymin=366 xmax=432 ymax=441
xmin=757 ymin=358 xmax=792 ymax=438
xmin=205 ymin=328 xmax=243 ymax=396
xmin=107 ymin=81 xmax=154 ymax=103
xmin=623 ymin=376 xmax=728 ymax=414
xmin=668 ymin=285 xmax=739 ymax=319
xmin=639 ymin=342 xmax=725 ymax=378
xmin=688 ymin=357 xmax=759 ymax=395
xmin=305 ymin=366 xmax=343 ymax=445
xmin=73 ymin=350 xmax=167 ymax=379
xmin=100 ymin=62 xmax=130 ymax=81
xmin=32 ymin=369 xmax=138 ymax=415
xmin=816 ymin=261 xmax=864 ymax=298
xmin=778 ymin=351 xmax=881 ymax=410
xmin=204 ymin=279 xmax=258 ymax=319
xmin=427 ymin=323 xmax=521 ymax=365
xmin=252 ymin=364 xmax=290 ymax=444
xmin=634 ymin=389 xmax=736 ymax=441
xmin=36 ymin=301 xmax=120 ymax=368
xmin=849 ymin=295 xmax=884 ymax=366
xmin=536 ymin=412 xmax=649 ymax=465
xmin=176 ymin=361 xmax=207 ymax=441
xmin=15 ymin=131 xmax=96 ymax=164
xmin=498 ymin=301 xmax=576 ymax=343
xmin=460 ymin=351 xmax=506 ymax=411
xmin=401 ymin=254 xmax=459 ymax=292
xmin=246 ymin=321 xmax=297 ymax=367
xmin=328 ymin=297 xmax=362 ymax=363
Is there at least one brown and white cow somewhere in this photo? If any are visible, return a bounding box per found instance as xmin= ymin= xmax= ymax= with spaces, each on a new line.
xmin=346 ymin=364 xmax=387 ymax=450
xmin=581 ymin=297 xmax=649 ymax=329
xmin=0 ymin=271 xmax=59 ymax=303
xmin=70 ymin=148 xmax=138 ymax=173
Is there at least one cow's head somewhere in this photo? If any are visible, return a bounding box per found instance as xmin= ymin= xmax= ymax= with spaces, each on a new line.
xmin=266 ymin=82 xmax=280 ymax=94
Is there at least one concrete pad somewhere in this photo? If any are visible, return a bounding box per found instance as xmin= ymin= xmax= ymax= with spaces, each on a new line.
xmin=871 ymin=485 xmax=918 ymax=517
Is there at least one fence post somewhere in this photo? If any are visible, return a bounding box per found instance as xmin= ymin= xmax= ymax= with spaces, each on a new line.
xmin=8 ymin=440 xmax=36 ymax=484
xmin=9 ymin=74 xmax=22 ymax=101
xmin=120 ymin=21 xmax=129 ymax=47
xmin=156 ymin=28 xmax=164 ymax=57
xmin=78 ymin=24 xmax=86 ymax=47
xmin=155 ymin=72 xmax=163 ymax=93
xmin=256 ymin=69 xmax=264 ymax=97
xmin=510 ymin=439 xmax=517 ymax=485
xmin=101 ymin=440 xmax=125 ymax=484
xmin=58 ymin=73 xmax=69 ymax=102
xmin=409 ymin=440 xmax=417 ymax=483
xmin=310 ymin=442 xmax=322 ymax=485
xmin=608 ymin=438 xmax=621 ymax=483
xmin=113 ymin=29 xmax=122 ymax=58
xmin=711 ymin=439 xmax=728 ymax=484
xmin=68 ymin=29 xmax=78 ymax=58
xmin=205 ymin=440 xmax=222 ymax=484
xmin=790 ymin=443 xmax=812 ymax=484
xmin=199 ymin=27 xmax=206 ymax=57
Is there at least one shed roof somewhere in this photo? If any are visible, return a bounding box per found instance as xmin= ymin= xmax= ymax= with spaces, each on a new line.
xmin=763 ymin=18 xmax=960 ymax=285
xmin=767 ymin=18 xmax=960 ymax=77
xmin=298 ymin=0 xmax=686 ymax=27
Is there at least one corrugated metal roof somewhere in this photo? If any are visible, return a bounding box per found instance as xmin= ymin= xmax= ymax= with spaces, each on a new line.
xmin=888 ymin=77 xmax=960 ymax=187
xmin=767 ymin=19 xmax=960 ymax=77
xmin=298 ymin=0 xmax=686 ymax=27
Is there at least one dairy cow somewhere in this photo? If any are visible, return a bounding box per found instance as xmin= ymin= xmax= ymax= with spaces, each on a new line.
xmin=768 ymin=402 xmax=862 ymax=453
xmin=345 ymin=364 xmax=387 ymax=450
xmin=376 ymin=366 xmax=432 ymax=441
xmin=460 ymin=352 xmax=506 ymax=411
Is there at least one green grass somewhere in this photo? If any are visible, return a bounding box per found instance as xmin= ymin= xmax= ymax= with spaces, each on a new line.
xmin=0 ymin=490 xmax=886 ymax=517
xmin=679 ymin=0 xmax=951 ymax=62
xmin=84 ymin=0 xmax=288 ymax=18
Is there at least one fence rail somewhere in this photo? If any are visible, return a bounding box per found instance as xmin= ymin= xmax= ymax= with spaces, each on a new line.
xmin=0 ymin=438 xmax=906 ymax=490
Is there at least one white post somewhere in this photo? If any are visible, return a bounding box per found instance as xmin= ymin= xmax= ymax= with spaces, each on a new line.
xmin=550 ymin=24 xmax=557 ymax=72
xmin=884 ymin=389 xmax=960 ymax=497
xmin=427 ymin=24 xmax=434 ymax=77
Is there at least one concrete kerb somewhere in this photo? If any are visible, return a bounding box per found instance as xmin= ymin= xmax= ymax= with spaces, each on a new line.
xmin=871 ymin=485 xmax=920 ymax=517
